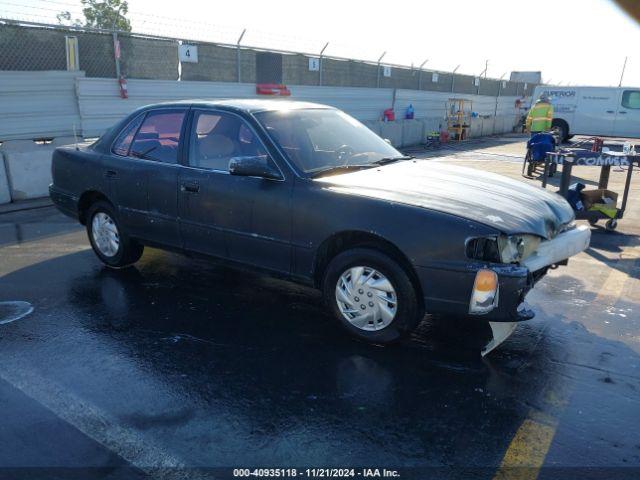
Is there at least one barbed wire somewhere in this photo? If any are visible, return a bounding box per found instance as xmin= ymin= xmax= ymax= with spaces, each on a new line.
xmin=0 ymin=0 xmax=538 ymax=91
xmin=0 ymin=0 xmax=466 ymax=73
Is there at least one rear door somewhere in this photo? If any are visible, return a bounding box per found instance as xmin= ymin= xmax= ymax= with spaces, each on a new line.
xmin=103 ymin=108 xmax=187 ymax=247
xmin=613 ymin=89 xmax=640 ymax=138
xmin=572 ymin=87 xmax=620 ymax=136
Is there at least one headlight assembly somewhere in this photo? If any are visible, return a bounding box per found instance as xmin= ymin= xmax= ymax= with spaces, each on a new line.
xmin=497 ymin=234 xmax=541 ymax=264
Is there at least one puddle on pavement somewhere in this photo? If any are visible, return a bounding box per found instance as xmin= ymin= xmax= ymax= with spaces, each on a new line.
xmin=0 ymin=301 xmax=34 ymax=325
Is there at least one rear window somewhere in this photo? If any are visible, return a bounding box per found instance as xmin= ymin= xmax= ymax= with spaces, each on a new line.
xmin=621 ymin=90 xmax=640 ymax=109
xmin=129 ymin=110 xmax=186 ymax=164
xmin=112 ymin=114 xmax=144 ymax=156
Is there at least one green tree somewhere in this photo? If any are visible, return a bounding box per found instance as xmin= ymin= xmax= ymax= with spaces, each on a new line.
xmin=57 ymin=0 xmax=132 ymax=32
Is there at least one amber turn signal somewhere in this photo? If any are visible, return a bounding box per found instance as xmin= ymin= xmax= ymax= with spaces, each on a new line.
xmin=474 ymin=269 xmax=498 ymax=292
xmin=469 ymin=269 xmax=499 ymax=315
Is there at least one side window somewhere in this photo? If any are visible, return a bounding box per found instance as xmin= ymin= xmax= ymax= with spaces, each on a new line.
xmin=621 ymin=90 xmax=640 ymax=109
xmin=129 ymin=110 xmax=186 ymax=164
xmin=189 ymin=111 xmax=269 ymax=171
xmin=112 ymin=113 xmax=144 ymax=156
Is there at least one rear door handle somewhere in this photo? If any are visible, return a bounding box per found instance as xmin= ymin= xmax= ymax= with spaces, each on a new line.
xmin=181 ymin=182 xmax=200 ymax=193
xmin=104 ymin=170 xmax=117 ymax=178
xmin=618 ymin=111 xmax=627 ymax=114
xmin=606 ymin=110 xmax=615 ymax=114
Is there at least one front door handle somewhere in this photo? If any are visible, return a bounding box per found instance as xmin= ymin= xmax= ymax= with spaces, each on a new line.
xmin=618 ymin=111 xmax=627 ymax=114
xmin=181 ymin=182 xmax=200 ymax=193
xmin=606 ymin=110 xmax=615 ymax=114
xmin=104 ymin=170 xmax=117 ymax=178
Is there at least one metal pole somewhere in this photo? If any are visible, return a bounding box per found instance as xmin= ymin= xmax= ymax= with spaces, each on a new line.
xmin=494 ymin=73 xmax=506 ymax=118
xmin=618 ymin=56 xmax=628 ymax=87
xmin=111 ymin=5 xmax=123 ymax=79
xmin=418 ymin=58 xmax=428 ymax=90
xmin=112 ymin=32 xmax=120 ymax=79
xmin=236 ymin=28 xmax=246 ymax=83
xmin=451 ymin=64 xmax=460 ymax=93
xmin=476 ymin=60 xmax=488 ymax=95
xmin=319 ymin=41 xmax=329 ymax=86
xmin=376 ymin=51 xmax=386 ymax=88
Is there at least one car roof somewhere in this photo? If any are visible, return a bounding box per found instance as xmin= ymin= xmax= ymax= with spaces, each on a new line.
xmin=142 ymin=98 xmax=334 ymax=113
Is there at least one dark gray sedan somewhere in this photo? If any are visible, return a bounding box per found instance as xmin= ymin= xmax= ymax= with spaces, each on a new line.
xmin=49 ymin=100 xmax=590 ymax=354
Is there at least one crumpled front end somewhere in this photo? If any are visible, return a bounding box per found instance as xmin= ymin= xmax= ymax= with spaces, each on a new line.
xmin=473 ymin=223 xmax=591 ymax=355
xmin=418 ymin=222 xmax=591 ymax=356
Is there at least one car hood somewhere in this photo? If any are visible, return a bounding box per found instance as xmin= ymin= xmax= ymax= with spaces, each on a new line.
xmin=315 ymin=160 xmax=575 ymax=239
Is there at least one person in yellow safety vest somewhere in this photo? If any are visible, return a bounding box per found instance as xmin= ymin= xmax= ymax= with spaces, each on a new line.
xmin=526 ymin=93 xmax=554 ymax=135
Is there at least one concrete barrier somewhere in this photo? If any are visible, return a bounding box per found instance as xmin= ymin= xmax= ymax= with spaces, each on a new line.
xmin=379 ymin=122 xmax=403 ymax=147
xmin=363 ymin=120 xmax=382 ymax=137
xmin=400 ymin=119 xmax=424 ymax=147
xmin=2 ymin=140 xmax=56 ymax=201
xmin=0 ymin=152 xmax=11 ymax=204
xmin=469 ymin=118 xmax=483 ymax=138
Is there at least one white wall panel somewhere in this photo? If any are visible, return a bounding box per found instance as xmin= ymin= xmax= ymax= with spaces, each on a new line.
xmin=0 ymin=71 xmax=83 ymax=141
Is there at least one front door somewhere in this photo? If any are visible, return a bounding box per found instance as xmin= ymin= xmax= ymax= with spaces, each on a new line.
xmin=613 ymin=89 xmax=640 ymax=139
xmin=178 ymin=109 xmax=293 ymax=274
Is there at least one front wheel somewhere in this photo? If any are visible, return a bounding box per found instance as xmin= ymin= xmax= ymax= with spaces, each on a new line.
xmin=323 ymin=248 xmax=423 ymax=344
xmin=86 ymin=201 xmax=144 ymax=268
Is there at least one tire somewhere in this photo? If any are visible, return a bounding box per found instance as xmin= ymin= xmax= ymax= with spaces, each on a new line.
xmin=86 ymin=200 xmax=144 ymax=268
xmin=551 ymin=120 xmax=569 ymax=143
xmin=322 ymin=248 xmax=422 ymax=344
xmin=605 ymin=219 xmax=618 ymax=232
xmin=588 ymin=217 xmax=598 ymax=226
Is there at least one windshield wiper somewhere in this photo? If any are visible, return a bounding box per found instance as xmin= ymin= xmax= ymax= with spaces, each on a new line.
xmin=371 ymin=155 xmax=414 ymax=165
xmin=309 ymin=164 xmax=375 ymax=178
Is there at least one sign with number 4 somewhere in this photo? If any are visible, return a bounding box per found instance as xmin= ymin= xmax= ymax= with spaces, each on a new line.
xmin=179 ymin=44 xmax=198 ymax=63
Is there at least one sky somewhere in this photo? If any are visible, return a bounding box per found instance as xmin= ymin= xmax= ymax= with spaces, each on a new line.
xmin=2 ymin=0 xmax=640 ymax=86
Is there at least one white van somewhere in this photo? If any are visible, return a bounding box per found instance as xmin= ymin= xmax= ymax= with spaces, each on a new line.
xmin=531 ymin=85 xmax=640 ymax=140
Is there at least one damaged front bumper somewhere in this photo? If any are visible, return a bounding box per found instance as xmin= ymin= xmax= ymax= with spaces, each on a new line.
xmin=481 ymin=224 xmax=591 ymax=355
xmin=417 ymin=224 xmax=591 ymax=356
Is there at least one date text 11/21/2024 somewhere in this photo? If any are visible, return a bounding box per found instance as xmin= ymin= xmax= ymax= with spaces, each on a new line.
xmin=232 ymin=468 xmax=400 ymax=477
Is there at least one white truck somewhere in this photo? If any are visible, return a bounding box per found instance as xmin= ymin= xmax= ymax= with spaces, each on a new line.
xmin=531 ymin=85 xmax=640 ymax=141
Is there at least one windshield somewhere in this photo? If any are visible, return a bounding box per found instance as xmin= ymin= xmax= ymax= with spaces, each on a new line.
xmin=254 ymin=108 xmax=403 ymax=175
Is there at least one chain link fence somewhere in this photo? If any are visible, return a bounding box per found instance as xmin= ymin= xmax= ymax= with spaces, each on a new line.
xmin=0 ymin=19 xmax=533 ymax=96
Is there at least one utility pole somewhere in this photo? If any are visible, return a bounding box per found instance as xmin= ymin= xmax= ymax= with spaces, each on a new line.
xmin=236 ymin=29 xmax=246 ymax=83
xmin=376 ymin=51 xmax=386 ymax=88
xmin=619 ymin=56 xmax=628 ymax=87
xmin=418 ymin=58 xmax=429 ymax=90
xmin=318 ymin=42 xmax=329 ymax=86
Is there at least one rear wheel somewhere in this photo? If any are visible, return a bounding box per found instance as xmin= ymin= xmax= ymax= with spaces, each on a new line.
xmin=323 ymin=248 xmax=422 ymax=344
xmin=86 ymin=201 xmax=144 ymax=268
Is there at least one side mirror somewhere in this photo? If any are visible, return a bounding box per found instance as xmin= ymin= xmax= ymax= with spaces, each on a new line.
xmin=228 ymin=156 xmax=283 ymax=180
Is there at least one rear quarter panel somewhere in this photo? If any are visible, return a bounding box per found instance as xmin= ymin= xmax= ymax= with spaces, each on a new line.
xmin=51 ymin=146 xmax=109 ymax=206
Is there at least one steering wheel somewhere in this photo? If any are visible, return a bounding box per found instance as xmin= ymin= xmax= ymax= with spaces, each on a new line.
xmin=335 ymin=144 xmax=355 ymax=165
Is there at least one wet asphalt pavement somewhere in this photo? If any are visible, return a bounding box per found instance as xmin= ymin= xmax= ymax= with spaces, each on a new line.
xmin=1 ymin=143 xmax=639 ymax=479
